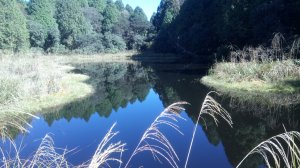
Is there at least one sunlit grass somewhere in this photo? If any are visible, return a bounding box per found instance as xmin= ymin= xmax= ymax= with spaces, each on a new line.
xmin=202 ymin=34 xmax=300 ymax=93
xmin=124 ymin=102 xmax=188 ymax=168
xmin=184 ymin=92 xmax=233 ymax=168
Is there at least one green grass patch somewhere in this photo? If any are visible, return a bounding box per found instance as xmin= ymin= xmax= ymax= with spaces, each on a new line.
xmin=201 ymin=76 xmax=300 ymax=94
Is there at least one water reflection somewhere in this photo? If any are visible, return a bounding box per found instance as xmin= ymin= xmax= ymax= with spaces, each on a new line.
xmin=1 ymin=61 xmax=300 ymax=168
xmin=143 ymin=62 xmax=300 ymax=167
xmin=43 ymin=62 xmax=155 ymax=125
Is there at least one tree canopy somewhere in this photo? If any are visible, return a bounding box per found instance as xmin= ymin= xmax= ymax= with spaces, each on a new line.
xmin=0 ymin=0 xmax=152 ymax=53
xmin=152 ymin=0 xmax=300 ymax=62
xmin=27 ymin=0 xmax=59 ymax=51
xmin=56 ymin=0 xmax=92 ymax=49
xmin=0 ymin=0 xmax=29 ymax=51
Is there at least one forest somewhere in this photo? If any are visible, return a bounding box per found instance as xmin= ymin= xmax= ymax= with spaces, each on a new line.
xmin=0 ymin=0 xmax=152 ymax=53
xmin=152 ymin=0 xmax=300 ymax=62
xmin=1 ymin=0 xmax=300 ymax=61
xmin=1 ymin=0 xmax=300 ymax=168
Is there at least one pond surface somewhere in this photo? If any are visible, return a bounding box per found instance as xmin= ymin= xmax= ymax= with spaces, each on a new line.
xmin=2 ymin=61 xmax=300 ymax=168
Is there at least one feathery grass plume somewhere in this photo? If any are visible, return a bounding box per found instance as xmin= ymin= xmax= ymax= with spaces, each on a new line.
xmin=0 ymin=138 xmax=23 ymax=168
xmin=0 ymin=134 xmax=70 ymax=168
xmin=86 ymin=123 xmax=126 ymax=168
xmin=184 ymin=91 xmax=233 ymax=168
xmin=236 ymin=131 xmax=300 ymax=168
xmin=124 ymin=102 xmax=189 ymax=168
xmin=28 ymin=134 xmax=70 ymax=168
xmin=0 ymin=107 xmax=39 ymax=141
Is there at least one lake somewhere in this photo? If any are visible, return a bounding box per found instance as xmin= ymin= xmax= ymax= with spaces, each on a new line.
xmin=2 ymin=60 xmax=300 ymax=168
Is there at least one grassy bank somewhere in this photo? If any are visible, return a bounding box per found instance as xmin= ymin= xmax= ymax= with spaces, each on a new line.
xmin=0 ymin=51 xmax=149 ymax=139
xmin=202 ymin=34 xmax=300 ymax=93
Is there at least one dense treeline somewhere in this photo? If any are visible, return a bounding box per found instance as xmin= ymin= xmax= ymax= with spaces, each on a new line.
xmin=152 ymin=0 xmax=300 ymax=62
xmin=0 ymin=0 xmax=151 ymax=53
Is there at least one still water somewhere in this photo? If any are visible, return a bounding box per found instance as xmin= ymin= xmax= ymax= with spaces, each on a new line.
xmin=3 ymin=61 xmax=300 ymax=167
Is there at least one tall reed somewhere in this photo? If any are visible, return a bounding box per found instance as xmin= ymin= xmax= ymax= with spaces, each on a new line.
xmin=87 ymin=123 xmax=125 ymax=168
xmin=236 ymin=131 xmax=300 ymax=168
xmin=124 ymin=102 xmax=189 ymax=168
xmin=184 ymin=91 xmax=233 ymax=168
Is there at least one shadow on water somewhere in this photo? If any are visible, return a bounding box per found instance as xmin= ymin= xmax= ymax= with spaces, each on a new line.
xmin=2 ymin=57 xmax=300 ymax=167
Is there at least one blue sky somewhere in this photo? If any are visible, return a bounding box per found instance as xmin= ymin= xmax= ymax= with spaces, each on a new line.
xmin=122 ymin=0 xmax=161 ymax=20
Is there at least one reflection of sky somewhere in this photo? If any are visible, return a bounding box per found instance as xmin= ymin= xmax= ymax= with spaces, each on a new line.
xmin=122 ymin=0 xmax=161 ymax=20
xmin=7 ymin=89 xmax=232 ymax=168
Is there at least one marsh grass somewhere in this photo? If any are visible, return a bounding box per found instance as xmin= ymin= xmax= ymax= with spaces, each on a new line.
xmin=0 ymin=54 xmax=64 ymax=105
xmin=204 ymin=34 xmax=300 ymax=93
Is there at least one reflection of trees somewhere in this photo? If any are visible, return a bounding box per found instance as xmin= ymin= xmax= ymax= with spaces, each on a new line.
xmin=146 ymin=63 xmax=300 ymax=168
xmin=43 ymin=62 xmax=154 ymax=126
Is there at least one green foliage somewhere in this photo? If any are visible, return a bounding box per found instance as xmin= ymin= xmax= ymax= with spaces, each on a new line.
xmin=152 ymin=0 xmax=181 ymax=31
xmin=78 ymin=0 xmax=88 ymax=7
xmin=83 ymin=7 xmax=103 ymax=34
xmin=153 ymin=0 xmax=300 ymax=62
xmin=127 ymin=7 xmax=150 ymax=50
xmin=102 ymin=32 xmax=126 ymax=53
xmin=0 ymin=0 xmax=151 ymax=53
xmin=88 ymin=0 xmax=107 ymax=13
xmin=28 ymin=0 xmax=59 ymax=51
xmin=74 ymin=33 xmax=105 ymax=54
xmin=28 ymin=0 xmax=57 ymax=29
xmin=125 ymin=4 xmax=134 ymax=14
xmin=102 ymin=0 xmax=120 ymax=32
xmin=27 ymin=20 xmax=47 ymax=48
xmin=130 ymin=7 xmax=149 ymax=35
xmin=115 ymin=0 xmax=124 ymax=11
xmin=112 ymin=10 xmax=130 ymax=36
xmin=56 ymin=0 xmax=92 ymax=49
xmin=0 ymin=0 xmax=29 ymax=51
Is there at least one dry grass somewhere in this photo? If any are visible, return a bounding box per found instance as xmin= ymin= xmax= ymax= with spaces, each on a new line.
xmin=184 ymin=92 xmax=233 ymax=168
xmin=124 ymin=102 xmax=189 ymax=168
xmin=0 ymin=54 xmax=65 ymax=105
xmin=236 ymin=131 xmax=300 ymax=168
xmin=86 ymin=123 xmax=125 ymax=168
xmin=203 ymin=34 xmax=300 ymax=93
xmin=0 ymin=134 xmax=70 ymax=168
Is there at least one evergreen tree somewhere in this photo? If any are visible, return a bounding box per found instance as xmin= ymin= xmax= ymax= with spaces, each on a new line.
xmin=115 ymin=0 xmax=124 ymax=11
xmin=125 ymin=4 xmax=134 ymax=14
xmin=56 ymin=0 xmax=92 ymax=49
xmin=102 ymin=0 xmax=120 ymax=32
xmin=28 ymin=0 xmax=59 ymax=51
xmin=128 ymin=7 xmax=150 ymax=49
xmin=88 ymin=0 xmax=107 ymax=13
xmin=130 ymin=7 xmax=149 ymax=35
xmin=0 ymin=0 xmax=29 ymax=51
xmin=152 ymin=0 xmax=181 ymax=31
